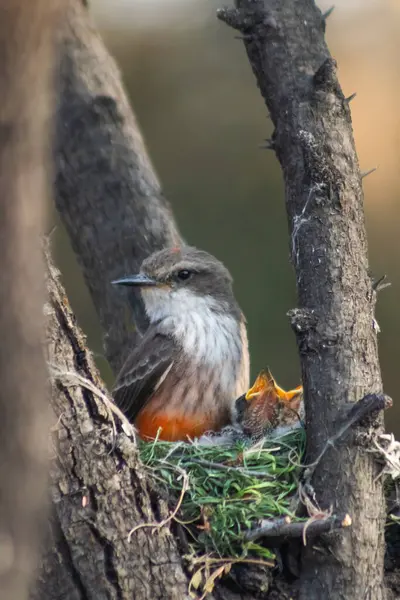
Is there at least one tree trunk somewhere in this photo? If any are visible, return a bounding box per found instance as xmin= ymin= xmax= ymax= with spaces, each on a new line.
xmin=31 ymin=0 xmax=395 ymax=599
xmin=54 ymin=0 xmax=182 ymax=373
xmin=218 ymin=1 xmax=386 ymax=598
xmin=0 ymin=2 xmax=63 ymax=599
xmin=34 ymin=250 xmax=188 ymax=600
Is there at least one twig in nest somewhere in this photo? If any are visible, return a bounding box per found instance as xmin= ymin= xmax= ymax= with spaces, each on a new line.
xmin=49 ymin=365 xmax=136 ymax=444
xmin=189 ymin=458 xmax=275 ymax=478
xmin=369 ymin=433 xmax=400 ymax=480
xmin=127 ymin=467 xmax=189 ymax=541
xmin=298 ymin=481 xmax=327 ymax=517
xmin=297 ymin=482 xmax=335 ymax=545
xmin=244 ymin=513 xmax=351 ymax=544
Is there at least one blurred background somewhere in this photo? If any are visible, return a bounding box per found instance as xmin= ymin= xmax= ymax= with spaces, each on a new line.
xmin=54 ymin=0 xmax=400 ymax=435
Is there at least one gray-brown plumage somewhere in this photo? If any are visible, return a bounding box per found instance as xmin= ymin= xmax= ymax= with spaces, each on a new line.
xmin=112 ymin=246 xmax=250 ymax=441
xmin=113 ymin=328 xmax=176 ymax=422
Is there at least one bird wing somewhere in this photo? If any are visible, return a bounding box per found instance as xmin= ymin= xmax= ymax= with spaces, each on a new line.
xmin=113 ymin=326 xmax=177 ymax=422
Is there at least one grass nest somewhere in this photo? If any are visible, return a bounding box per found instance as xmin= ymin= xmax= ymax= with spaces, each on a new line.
xmin=138 ymin=428 xmax=306 ymax=564
xmin=138 ymin=424 xmax=398 ymax=597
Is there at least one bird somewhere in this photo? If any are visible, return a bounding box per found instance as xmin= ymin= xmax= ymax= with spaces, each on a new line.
xmin=112 ymin=246 xmax=250 ymax=442
xmin=234 ymin=369 xmax=303 ymax=439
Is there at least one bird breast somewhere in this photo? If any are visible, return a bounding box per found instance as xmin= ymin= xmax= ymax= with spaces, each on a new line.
xmin=151 ymin=300 xmax=249 ymax=419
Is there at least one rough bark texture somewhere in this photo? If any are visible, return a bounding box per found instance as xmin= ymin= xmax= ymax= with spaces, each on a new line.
xmin=36 ymin=261 xmax=399 ymax=600
xmin=0 ymin=3 xmax=63 ymax=599
xmin=48 ymin=4 xmax=268 ymax=599
xmin=54 ymin=0 xmax=182 ymax=373
xmin=34 ymin=251 xmax=188 ymax=600
xmin=218 ymin=1 xmax=386 ymax=598
xmin=40 ymin=0 xmax=397 ymax=598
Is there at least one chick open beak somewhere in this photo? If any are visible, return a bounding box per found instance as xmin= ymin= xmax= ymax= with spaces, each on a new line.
xmin=245 ymin=368 xmax=303 ymax=403
xmin=245 ymin=370 xmax=274 ymax=400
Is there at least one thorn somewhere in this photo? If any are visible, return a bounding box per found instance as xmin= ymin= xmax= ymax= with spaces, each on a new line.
xmin=263 ymin=15 xmax=278 ymax=30
xmin=216 ymin=7 xmax=247 ymax=32
xmin=373 ymin=318 xmax=381 ymax=334
xmin=322 ymin=6 xmax=335 ymax=20
xmin=372 ymin=274 xmax=391 ymax=292
xmin=360 ymin=167 xmax=377 ymax=179
xmin=259 ymin=139 xmax=275 ymax=150
xmin=217 ymin=6 xmax=273 ymax=33
xmin=45 ymin=224 xmax=58 ymax=238
xmin=345 ymin=92 xmax=357 ymax=103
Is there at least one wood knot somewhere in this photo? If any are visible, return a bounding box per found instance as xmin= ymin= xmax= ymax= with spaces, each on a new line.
xmin=313 ymin=58 xmax=338 ymax=89
xmin=287 ymin=308 xmax=318 ymax=334
xmin=217 ymin=4 xmax=277 ymax=35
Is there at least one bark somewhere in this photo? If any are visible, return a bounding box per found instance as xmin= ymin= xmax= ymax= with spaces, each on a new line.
xmin=0 ymin=2 xmax=63 ymax=599
xmin=47 ymin=4 xmax=259 ymax=599
xmin=39 ymin=0 xmax=397 ymax=598
xmin=34 ymin=250 xmax=188 ymax=600
xmin=36 ymin=262 xmax=398 ymax=600
xmin=54 ymin=0 xmax=182 ymax=373
xmin=218 ymin=1 xmax=386 ymax=599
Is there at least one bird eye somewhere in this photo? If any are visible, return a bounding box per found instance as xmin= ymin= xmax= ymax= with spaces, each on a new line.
xmin=177 ymin=269 xmax=192 ymax=281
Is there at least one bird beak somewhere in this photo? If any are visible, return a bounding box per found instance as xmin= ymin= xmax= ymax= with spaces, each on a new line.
xmin=111 ymin=274 xmax=158 ymax=287
xmin=245 ymin=369 xmax=303 ymax=403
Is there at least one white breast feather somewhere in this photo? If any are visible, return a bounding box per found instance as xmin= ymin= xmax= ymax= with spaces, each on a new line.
xmin=141 ymin=287 xmax=249 ymax=398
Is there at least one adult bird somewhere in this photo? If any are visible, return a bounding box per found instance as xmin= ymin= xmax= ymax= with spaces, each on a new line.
xmin=112 ymin=246 xmax=249 ymax=441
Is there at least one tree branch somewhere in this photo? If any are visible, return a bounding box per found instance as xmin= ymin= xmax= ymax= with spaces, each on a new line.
xmin=218 ymin=1 xmax=387 ymax=598
xmin=55 ymin=1 xmax=183 ymax=373
xmin=244 ymin=514 xmax=351 ymax=544
xmin=42 ymin=0 xmax=397 ymax=598
xmin=48 ymin=4 xmax=267 ymax=599
xmin=34 ymin=248 xmax=188 ymax=600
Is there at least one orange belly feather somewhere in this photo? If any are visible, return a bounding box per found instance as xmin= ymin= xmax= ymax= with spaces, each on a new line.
xmin=135 ymin=409 xmax=215 ymax=442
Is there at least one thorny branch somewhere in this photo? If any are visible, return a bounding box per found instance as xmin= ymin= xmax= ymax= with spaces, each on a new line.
xmin=218 ymin=1 xmax=388 ymax=598
xmin=244 ymin=514 xmax=351 ymax=544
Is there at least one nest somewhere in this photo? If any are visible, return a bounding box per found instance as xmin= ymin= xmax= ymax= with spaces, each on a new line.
xmin=139 ymin=428 xmax=306 ymax=562
xmin=135 ymin=384 xmax=397 ymax=596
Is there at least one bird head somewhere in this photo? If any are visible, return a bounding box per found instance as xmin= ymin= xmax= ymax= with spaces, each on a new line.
xmin=112 ymin=245 xmax=241 ymax=323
